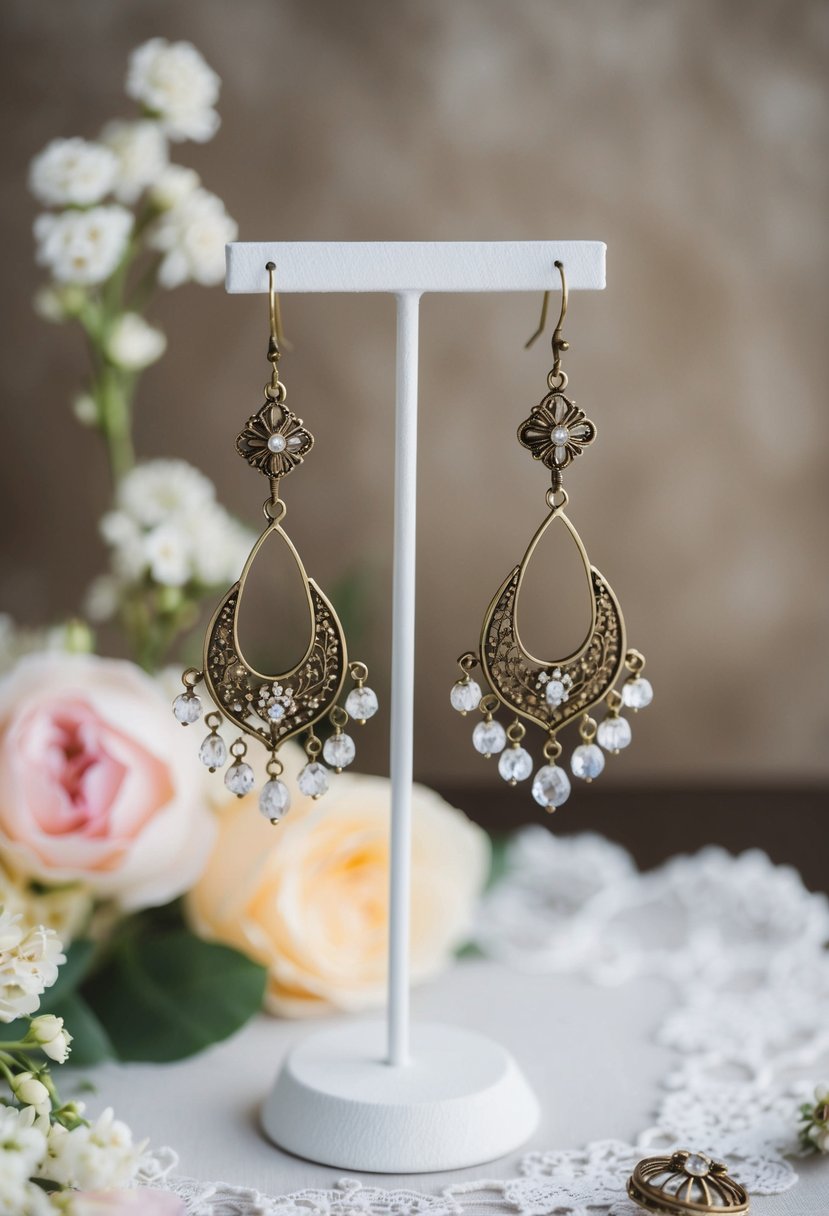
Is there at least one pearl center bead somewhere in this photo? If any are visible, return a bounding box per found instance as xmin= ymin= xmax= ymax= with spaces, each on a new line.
xmin=552 ymin=425 xmax=570 ymax=445
xmin=267 ymin=433 xmax=287 ymax=453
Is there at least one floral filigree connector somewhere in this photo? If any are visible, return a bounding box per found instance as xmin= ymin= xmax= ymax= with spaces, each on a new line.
xmin=236 ymin=401 xmax=313 ymax=479
xmin=517 ymin=391 xmax=596 ymax=471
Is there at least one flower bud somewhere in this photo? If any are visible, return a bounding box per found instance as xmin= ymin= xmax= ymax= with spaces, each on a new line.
xmin=12 ymin=1070 xmax=50 ymax=1107
xmin=28 ymin=1013 xmax=73 ymax=1062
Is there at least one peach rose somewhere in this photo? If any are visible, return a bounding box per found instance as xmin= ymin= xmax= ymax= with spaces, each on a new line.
xmin=0 ymin=653 xmax=215 ymax=910
xmin=186 ymin=759 xmax=490 ymax=1016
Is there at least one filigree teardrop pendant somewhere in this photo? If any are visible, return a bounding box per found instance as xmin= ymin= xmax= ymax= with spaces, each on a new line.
xmin=452 ymin=497 xmax=651 ymax=814
xmin=481 ymin=506 xmax=626 ymax=733
xmin=203 ymin=522 xmax=347 ymax=749
xmin=175 ymin=510 xmax=379 ymax=821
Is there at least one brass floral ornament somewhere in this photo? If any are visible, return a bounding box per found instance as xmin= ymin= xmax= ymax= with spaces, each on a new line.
xmin=174 ymin=263 xmax=378 ymax=823
xmin=517 ymin=391 xmax=596 ymax=470
xmin=235 ymin=400 xmax=313 ymax=478
xmin=450 ymin=260 xmax=652 ymax=814
xmin=627 ymin=1149 xmax=750 ymax=1215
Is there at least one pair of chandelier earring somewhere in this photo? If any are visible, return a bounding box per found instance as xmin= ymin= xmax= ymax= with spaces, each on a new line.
xmin=173 ymin=260 xmax=652 ymax=823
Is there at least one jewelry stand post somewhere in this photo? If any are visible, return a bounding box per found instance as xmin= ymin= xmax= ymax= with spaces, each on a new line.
xmin=225 ymin=241 xmax=606 ymax=1172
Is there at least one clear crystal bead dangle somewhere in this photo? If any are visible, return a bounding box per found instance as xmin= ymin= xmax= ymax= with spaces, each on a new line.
xmin=451 ymin=260 xmax=651 ymax=814
xmin=172 ymin=263 xmax=378 ymax=820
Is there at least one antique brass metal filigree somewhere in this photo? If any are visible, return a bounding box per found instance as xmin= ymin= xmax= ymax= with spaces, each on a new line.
xmin=627 ymin=1150 xmax=750 ymax=1215
xmin=450 ymin=260 xmax=652 ymax=813
xmin=173 ymin=263 xmax=378 ymax=821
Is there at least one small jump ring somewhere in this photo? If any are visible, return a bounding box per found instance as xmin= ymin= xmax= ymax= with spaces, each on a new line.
xmin=263 ymin=498 xmax=287 ymax=522
xmin=329 ymin=705 xmax=349 ymax=730
xmin=545 ymin=487 xmax=569 ymax=511
xmin=506 ymin=720 xmax=526 ymax=744
xmin=479 ymin=693 xmax=500 ymax=717
xmin=349 ymin=661 xmax=369 ymax=684
xmin=230 ymin=738 xmax=247 ymax=758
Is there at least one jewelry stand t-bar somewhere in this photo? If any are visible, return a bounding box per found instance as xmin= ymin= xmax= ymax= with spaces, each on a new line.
xmin=225 ymin=241 xmax=607 ymax=1172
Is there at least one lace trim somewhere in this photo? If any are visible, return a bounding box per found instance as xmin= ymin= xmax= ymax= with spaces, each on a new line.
xmin=144 ymin=831 xmax=828 ymax=1213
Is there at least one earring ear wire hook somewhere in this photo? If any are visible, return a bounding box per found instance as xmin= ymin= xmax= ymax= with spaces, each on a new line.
xmin=265 ymin=261 xmax=289 ymax=355
xmin=524 ymin=261 xmax=569 ymax=377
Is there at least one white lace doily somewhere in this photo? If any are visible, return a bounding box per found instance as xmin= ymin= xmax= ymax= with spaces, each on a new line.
xmin=146 ymin=831 xmax=829 ymax=1214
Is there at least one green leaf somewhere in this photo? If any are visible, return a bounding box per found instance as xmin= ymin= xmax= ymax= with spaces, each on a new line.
xmin=83 ymin=930 xmax=267 ymax=1062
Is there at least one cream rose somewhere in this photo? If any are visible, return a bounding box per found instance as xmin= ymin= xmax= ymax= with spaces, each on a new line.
xmin=0 ymin=654 xmax=215 ymax=910
xmin=187 ymin=760 xmax=490 ymax=1016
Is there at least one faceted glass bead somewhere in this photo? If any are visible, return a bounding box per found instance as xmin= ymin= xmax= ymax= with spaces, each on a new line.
xmin=345 ymin=686 xmax=379 ymax=722
xmin=224 ymin=760 xmax=255 ymax=797
xmin=570 ymin=743 xmax=605 ymax=781
xmin=621 ymin=676 xmax=653 ymax=710
xmin=597 ymin=715 xmax=632 ymax=753
xmin=199 ymin=733 xmax=227 ymax=771
xmin=173 ymin=693 xmax=202 ymax=725
xmin=259 ymin=778 xmax=291 ymax=821
xmin=450 ymin=679 xmax=482 ymax=714
xmin=297 ymin=761 xmax=329 ymax=798
xmin=472 ymin=718 xmax=507 ymax=757
xmin=532 ymin=763 xmax=571 ymax=808
xmin=323 ymin=732 xmax=356 ymax=769
xmin=545 ymin=678 xmax=566 ymax=707
xmin=498 ymin=746 xmax=533 ymax=783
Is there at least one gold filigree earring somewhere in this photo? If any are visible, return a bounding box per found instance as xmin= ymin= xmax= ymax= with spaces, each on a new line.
xmin=450 ymin=261 xmax=652 ymax=812
xmin=173 ymin=263 xmax=378 ymax=821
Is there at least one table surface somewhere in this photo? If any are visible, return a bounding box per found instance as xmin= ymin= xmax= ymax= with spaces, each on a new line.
xmin=74 ymin=956 xmax=829 ymax=1215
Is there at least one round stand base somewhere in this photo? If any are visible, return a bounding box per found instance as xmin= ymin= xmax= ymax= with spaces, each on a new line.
xmin=261 ymin=1020 xmax=540 ymax=1172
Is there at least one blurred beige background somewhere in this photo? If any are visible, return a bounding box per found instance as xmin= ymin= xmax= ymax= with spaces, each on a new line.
xmin=1 ymin=0 xmax=827 ymax=786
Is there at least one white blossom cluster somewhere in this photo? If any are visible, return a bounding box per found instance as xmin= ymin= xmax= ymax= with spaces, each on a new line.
xmin=0 ymin=1098 xmax=144 ymax=1214
xmin=30 ymin=38 xmax=236 ymax=309
xmin=0 ymin=906 xmax=65 ymax=1023
xmin=0 ymin=911 xmax=147 ymax=1212
xmin=90 ymin=459 xmax=254 ymax=612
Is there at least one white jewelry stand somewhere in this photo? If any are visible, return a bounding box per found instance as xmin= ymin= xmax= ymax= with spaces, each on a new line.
xmin=225 ymin=241 xmax=606 ymax=1172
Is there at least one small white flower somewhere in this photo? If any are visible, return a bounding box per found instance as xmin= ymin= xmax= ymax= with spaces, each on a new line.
xmin=149 ymin=188 xmax=237 ymax=288
xmin=84 ymin=574 xmax=120 ymax=622
xmin=100 ymin=119 xmax=168 ymax=204
xmin=815 ymin=1084 xmax=829 ymax=1104
xmin=116 ymin=459 xmax=216 ymax=528
xmin=148 ymin=163 xmax=201 ymax=209
xmin=0 ymin=1099 xmax=47 ymax=1181
xmin=183 ymin=504 xmax=252 ymax=586
xmin=143 ymin=523 xmax=191 ymax=587
xmin=126 ymin=38 xmax=221 ymax=142
xmin=106 ymin=312 xmax=166 ymax=370
xmin=100 ymin=513 xmax=147 ymax=582
xmin=72 ymin=392 xmax=98 ymax=426
xmin=28 ymin=1013 xmax=73 ymax=1062
xmin=42 ymin=1107 xmax=144 ymax=1191
xmin=29 ymin=137 xmax=117 ymax=207
xmin=0 ymin=908 xmax=65 ymax=1022
xmin=34 ymin=206 xmax=133 ymax=286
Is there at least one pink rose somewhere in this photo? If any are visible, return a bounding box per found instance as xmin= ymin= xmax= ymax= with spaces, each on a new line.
xmin=0 ymin=654 xmax=215 ymax=910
